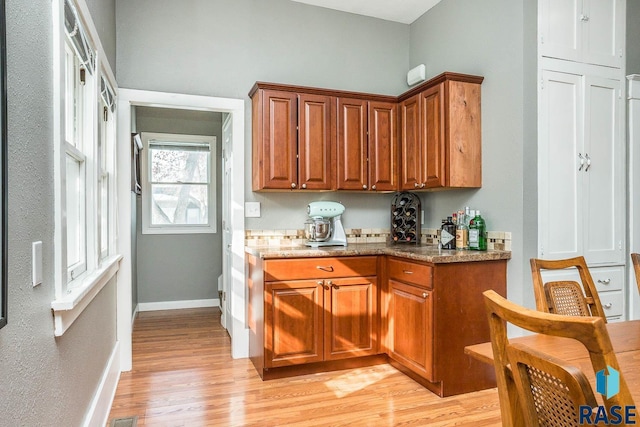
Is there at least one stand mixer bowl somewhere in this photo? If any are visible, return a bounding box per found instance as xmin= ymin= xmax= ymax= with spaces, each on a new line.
xmin=304 ymin=217 xmax=332 ymax=241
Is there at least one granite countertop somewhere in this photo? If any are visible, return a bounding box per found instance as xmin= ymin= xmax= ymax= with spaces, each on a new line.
xmin=245 ymin=242 xmax=511 ymax=264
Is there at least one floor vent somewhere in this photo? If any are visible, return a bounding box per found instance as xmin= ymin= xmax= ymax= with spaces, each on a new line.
xmin=109 ymin=416 xmax=138 ymax=427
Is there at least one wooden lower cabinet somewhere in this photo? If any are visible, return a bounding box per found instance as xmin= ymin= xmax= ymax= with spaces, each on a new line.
xmin=266 ymin=280 xmax=324 ymax=367
xmin=248 ymin=253 xmax=507 ymax=397
xmin=388 ymin=280 xmax=434 ymax=381
xmin=249 ymin=255 xmax=382 ymax=378
xmin=385 ymin=256 xmax=507 ymax=397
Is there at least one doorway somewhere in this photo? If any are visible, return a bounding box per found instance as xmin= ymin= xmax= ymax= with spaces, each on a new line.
xmin=116 ymin=89 xmax=247 ymax=371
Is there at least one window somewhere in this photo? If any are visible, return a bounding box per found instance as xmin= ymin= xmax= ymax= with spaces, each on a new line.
xmin=141 ymin=132 xmax=217 ymax=234
xmin=52 ymin=0 xmax=119 ymax=323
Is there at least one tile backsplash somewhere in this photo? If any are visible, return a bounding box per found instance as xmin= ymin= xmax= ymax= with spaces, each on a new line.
xmin=245 ymin=228 xmax=512 ymax=251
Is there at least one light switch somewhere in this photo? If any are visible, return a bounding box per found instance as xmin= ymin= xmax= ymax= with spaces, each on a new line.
xmin=32 ymin=241 xmax=43 ymax=287
xmin=245 ymin=202 xmax=261 ymax=218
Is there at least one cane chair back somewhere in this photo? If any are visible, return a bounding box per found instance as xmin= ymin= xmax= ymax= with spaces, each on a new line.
xmin=530 ymin=256 xmax=606 ymax=321
xmin=508 ymin=343 xmax=597 ymax=426
xmin=483 ymin=290 xmax=634 ymax=426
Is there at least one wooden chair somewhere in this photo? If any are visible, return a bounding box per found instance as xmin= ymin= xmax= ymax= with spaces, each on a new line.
xmin=483 ymin=290 xmax=634 ymax=426
xmin=530 ymin=256 xmax=606 ymax=321
xmin=631 ymin=253 xmax=640 ymax=296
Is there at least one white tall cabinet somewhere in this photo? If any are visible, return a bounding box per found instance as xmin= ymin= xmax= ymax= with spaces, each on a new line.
xmin=538 ymin=0 xmax=627 ymax=320
xmin=629 ymin=75 xmax=640 ymax=320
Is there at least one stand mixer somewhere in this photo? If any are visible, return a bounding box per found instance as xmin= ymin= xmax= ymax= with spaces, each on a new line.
xmin=304 ymin=201 xmax=347 ymax=247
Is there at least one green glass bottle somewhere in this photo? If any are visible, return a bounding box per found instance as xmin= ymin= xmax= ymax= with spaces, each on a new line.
xmin=471 ymin=210 xmax=487 ymax=251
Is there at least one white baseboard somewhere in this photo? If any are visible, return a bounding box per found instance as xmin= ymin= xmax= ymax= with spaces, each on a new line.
xmin=83 ymin=341 xmax=121 ymax=427
xmin=138 ymin=298 xmax=220 ymax=312
xmin=131 ymin=303 xmax=139 ymax=325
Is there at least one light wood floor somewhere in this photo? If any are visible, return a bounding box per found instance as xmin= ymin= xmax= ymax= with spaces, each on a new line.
xmin=108 ymin=307 xmax=502 ymax=426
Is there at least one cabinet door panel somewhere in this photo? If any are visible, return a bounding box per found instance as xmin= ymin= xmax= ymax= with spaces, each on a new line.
xmin=399 ymin=95 xmax=422 ymax=190
xmin=325 ymin=277 xmax=378 ymax=360
xmin=265 ymin=280 xmax=324 ymax=367
xmin=538 ymin=71 xmax=583 ymax=260
xmin=421 ymin=84 xmax=446 ymax=188
xmin=583 ymin=76 xmax=623 ymax=264
xmin=299 ymin=94 xmax=335 ymax=190
xmin=583 ymin=0 xmax=623 ymax=68
xmin=368 ymin=101 xmax=397 ymax=191
xmin=539 ymin=0 xmax=581 ymax=62
xmin=337 ymin=98 xmax=368 ymax=190
xmin=261 ymin=90 xmax=298 ymax=189
xmin=388 ymin=279 xmax=433 ymax=381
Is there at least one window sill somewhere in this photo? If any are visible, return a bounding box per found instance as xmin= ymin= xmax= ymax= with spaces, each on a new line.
xmin=51 ymin=254 xmax=122 ymax=336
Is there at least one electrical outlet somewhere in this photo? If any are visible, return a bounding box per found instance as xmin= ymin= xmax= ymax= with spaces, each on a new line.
xmin=245 ymin=202 xmax=261 ymax=218
xmin=32 ymin=241 xmax=43 ymax=287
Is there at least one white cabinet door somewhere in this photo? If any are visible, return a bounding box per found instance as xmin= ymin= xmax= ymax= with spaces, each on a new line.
xmin=539 ymin=70 xmax=624 ymax=264
xmin=539 ymin=0 xmax=623 ymax=68
xmin=539 ymin=70 xmax=583 ymax=260
xmin=582 ymin=0 xmax=624 ymax=68
xmin=539 ymin=0 xmax=581 ymax=63
xmin=582 ymin=76 xmax=624 ymax=265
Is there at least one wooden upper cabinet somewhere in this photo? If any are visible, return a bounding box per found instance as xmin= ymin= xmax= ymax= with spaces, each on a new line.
xmin=368 ymin=101 xmax=397 ymax=191
xmin=298 ymin=94 xmax=335 ymax=190
xmin=445 ymin=80 xmax=482 ymax=188
xmin=399 ymin=94 xmax=422 ymax=190
xmin=399 ymin=74 xmax=482 ymax=190
xmin=421 ymin=84 xmax=446 ymax=188
xmin=250 ymin=72 xmax=482 ymax=192
xmin=337 ymin=98 xmax=398 ymax=191
xmin=337 ymin=98 xmax=368 ymax=190
xmin=251 ymin=87 xmax=335 ymax=191
xmin=252 ymin=89 xmax=297 ymax=190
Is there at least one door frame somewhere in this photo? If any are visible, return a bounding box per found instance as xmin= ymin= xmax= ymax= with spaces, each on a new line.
xmin=116 ymin=89 xmax=247 ymax=370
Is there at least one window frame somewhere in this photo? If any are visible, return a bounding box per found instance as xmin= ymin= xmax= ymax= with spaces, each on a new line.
xmin=140 ymin=132 xmax=217 ymax=235
xmin=51 ymin=0 xmax=121 ymax=335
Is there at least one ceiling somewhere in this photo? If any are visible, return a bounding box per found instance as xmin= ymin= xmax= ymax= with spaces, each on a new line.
xmin=289 ymin=0 xmax=442 ymax=24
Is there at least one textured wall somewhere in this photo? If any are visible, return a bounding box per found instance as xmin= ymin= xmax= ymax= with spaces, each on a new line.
xmin=135 ymin=108 xmax=223 ymax=303
xmin=85 ymin=0 xmax=116 ymax=70
xmin=409 ymin=0 xmax=535 ymax=308
xmin=0 ymin=0 xmax=118 ymax=424
xmin=115 ymin=0 xmax=410 ymax=231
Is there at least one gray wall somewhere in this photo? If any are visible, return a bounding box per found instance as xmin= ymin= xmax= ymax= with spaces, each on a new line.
xmin=408 ymin=0 xmax=535 ymax=307
xmin=115 ymin=0 xmax=410 ymax=232
xmin=0 ymin=0 xmax=117 ymax=424
xmin=628 ymin=0 xmax=640 ymax=75
xmin=135 ymin=107 xmax=223 ymax=303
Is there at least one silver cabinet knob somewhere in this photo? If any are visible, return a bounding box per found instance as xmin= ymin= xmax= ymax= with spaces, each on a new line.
xmin=414 ymin=183 xmax=420 ymax=188
xmin=422 ymin=292 xmax=429 ymax=299
xmin=597 ymin=278 xmax=611 ymax=285
xmin=371 ymin=185 xmax=376 ymax=190
xmin=362 ymin=185 xmax=367 ymax=190
xmin=420 ymin=183 xmax=426 ymax=188
xmin=301 ymin=183 xmax=307 ymax=189
xmin=291 ymin=183 xmax=297 ymax=188
xmin=604 ymin=303 xmax=613 ymax=309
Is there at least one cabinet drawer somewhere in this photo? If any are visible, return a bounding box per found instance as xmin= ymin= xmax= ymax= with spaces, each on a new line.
xmin=387 ymin=257 xmax=433 ymax=289
xmin=600 ymin=290 xmax=624 ymax=319
xmin=264 ymin=256 xmax=377 ymax=281
xmin=590 ymin=266 xmax=624 ymax=292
